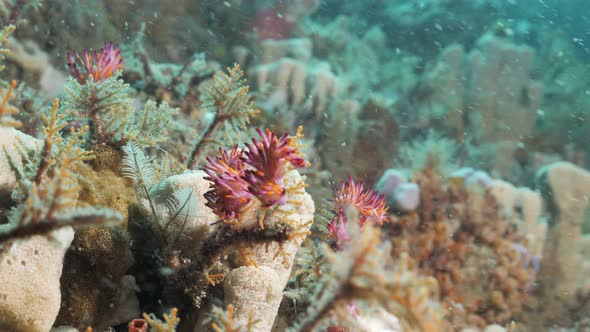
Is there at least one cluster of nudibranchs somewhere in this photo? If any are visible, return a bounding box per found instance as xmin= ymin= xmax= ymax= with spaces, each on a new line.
xmin=327 ymin=178 xmax=389 ymax=250
xmin=204 ymin=128 xmax=307 ymax=221
xmin=67 ymin=42 xmax=123 ymax=84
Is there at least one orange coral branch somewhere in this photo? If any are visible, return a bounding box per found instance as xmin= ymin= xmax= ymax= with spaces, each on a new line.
xmin=35 ymin=98 xmax=62 ymax=184
xmin=0 ymin=80 xmax=21 ymax=127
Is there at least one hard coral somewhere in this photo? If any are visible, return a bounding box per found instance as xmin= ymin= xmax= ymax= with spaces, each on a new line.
xmin=67 ymin=42 xmax=123 ymax=84
xmin=204 ymin=128 xmax=307 ymax=221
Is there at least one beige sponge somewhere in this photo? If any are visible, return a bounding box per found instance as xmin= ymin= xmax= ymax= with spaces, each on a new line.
xmin=223 ymin=266 xmax=283 ymax=331
xmin=0 ymin=227 xmax=74 ymax=332
xmin=537 ymin=162 xmax=590 ymax=296
xmin=223 ymin=170 xmax=315 ymax=332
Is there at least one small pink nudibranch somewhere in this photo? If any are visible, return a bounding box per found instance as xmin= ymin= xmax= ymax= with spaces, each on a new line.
xmin=67 ymin=42 xmax=123 ymax=84
xmin=204 ymin=128 xmax=307 ymax=220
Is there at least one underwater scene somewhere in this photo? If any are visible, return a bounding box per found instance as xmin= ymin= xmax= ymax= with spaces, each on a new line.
xmin=0 ymin=0 xmax=589 ymax=331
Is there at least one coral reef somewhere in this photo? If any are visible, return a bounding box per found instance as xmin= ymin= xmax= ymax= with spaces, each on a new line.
xmin=0 ymin=1 xmax=589 ymax=331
